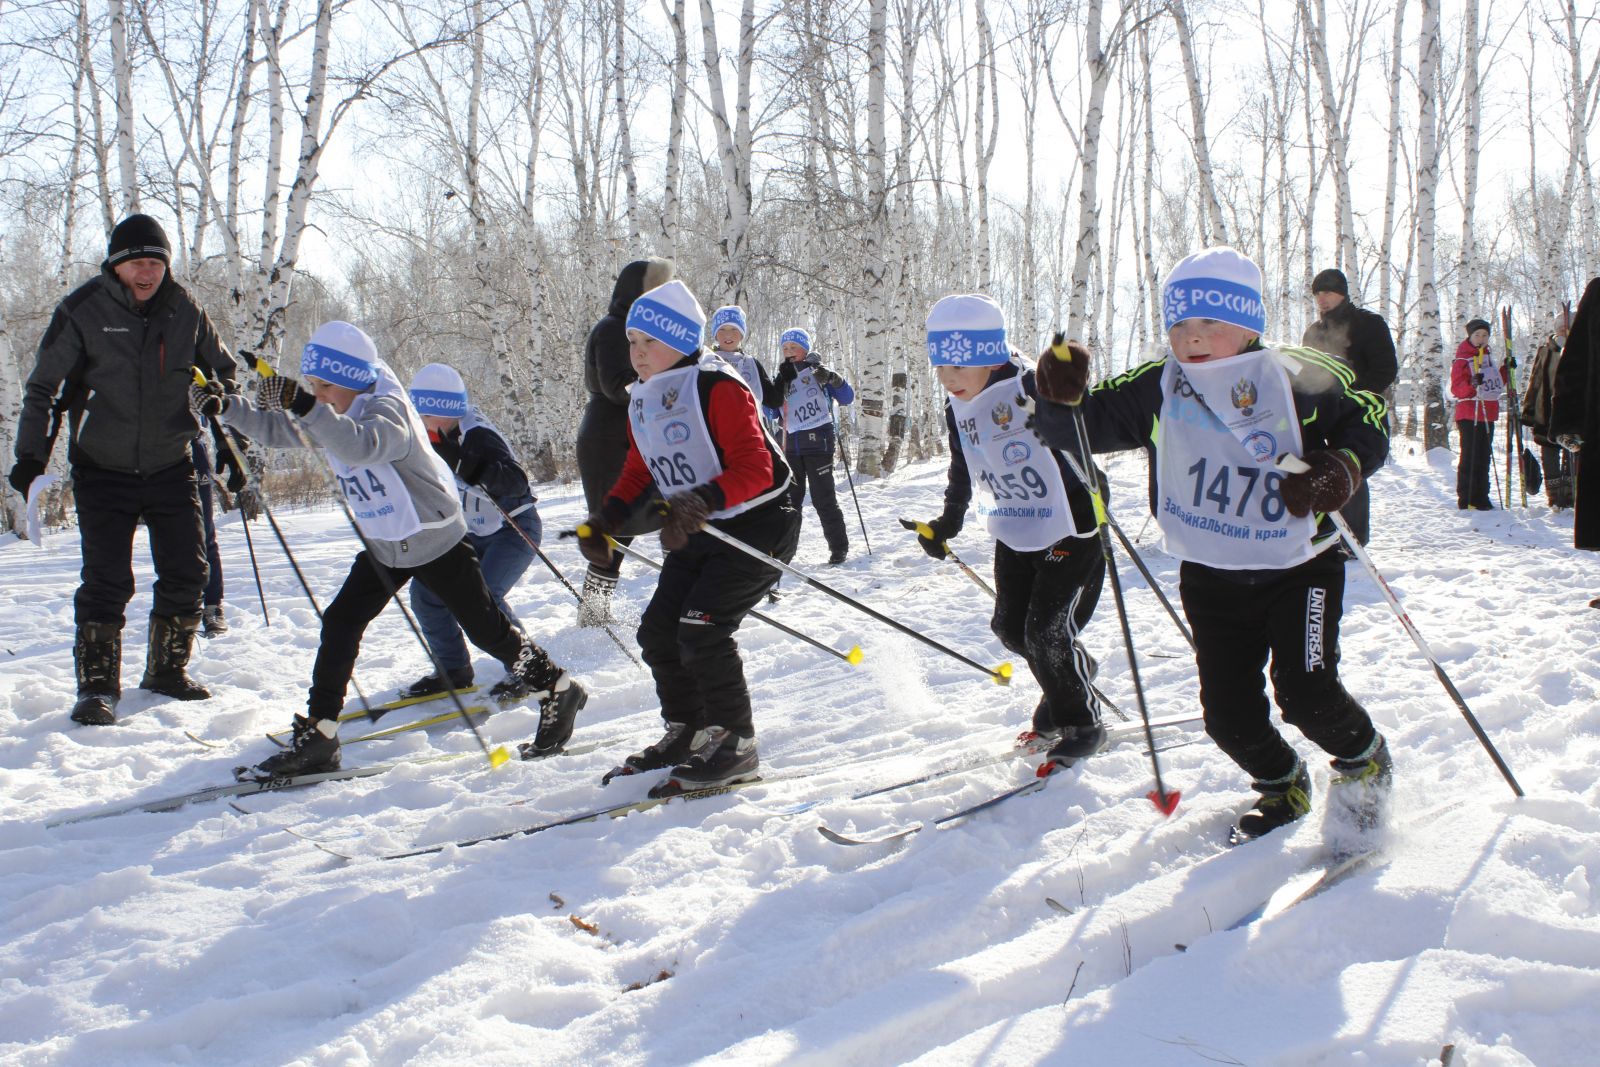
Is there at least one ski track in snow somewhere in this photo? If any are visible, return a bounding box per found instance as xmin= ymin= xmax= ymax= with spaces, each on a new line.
xmin=2 ymin=447 xmax=1598 ymax=1065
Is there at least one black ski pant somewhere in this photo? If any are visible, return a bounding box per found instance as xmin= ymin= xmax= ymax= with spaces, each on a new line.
xmin=1179 ymin=551 xmax=1379 ymax=783
xmin=72 ymin=460 xmax=207 ymax=629
xmin=1456 ymin=419 xmax=1495 ymax=509
xmin=786 ymin=450 xmax=848 ymax=555
xmin=307 ymin=539 xmax=548 ymax=720
xmin=636 ymin=501 xmax=800 ymax=738
xmin=990 ymin=534 xmax=1106 ymax=731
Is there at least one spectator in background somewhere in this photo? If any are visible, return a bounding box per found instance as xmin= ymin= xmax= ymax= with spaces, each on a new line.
xmin=1450 ymin=318 xmax=1505 ymax=512
xmin=1301 ymin=268 xmax=1398 ymax=545
xmin=1522 ymin=311 xmax=1573 ymax=509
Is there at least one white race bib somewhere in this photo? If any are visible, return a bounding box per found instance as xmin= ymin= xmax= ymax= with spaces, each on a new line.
xmin=329 ymin=365 xmax=458 ymax=542
xmin=783 ymin=366 xmax=833 ymax=434
xmin=1155 ymin=349 xmax=1318 ymax=569
xmin=947 ymin=367 xmax=1084 ymax=551
xmin=630 ymin=361 xmax=784 ymax=521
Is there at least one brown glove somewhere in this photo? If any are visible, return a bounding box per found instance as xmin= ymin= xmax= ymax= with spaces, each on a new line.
xmin=1035 ymin=339 xmax=1091 ymax=405
xmin=577 ymin=515 xmax=616 ymax=568
xmin=659 ymin=491 xmax=712 ymax=552
xmin=1280 ymin=450 xmax=1361 ymax=518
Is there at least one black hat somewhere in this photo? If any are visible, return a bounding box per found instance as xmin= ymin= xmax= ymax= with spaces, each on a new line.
xmin=107 ymin=214 xmax=171 ymax=267
xmin=1465 ymin=318 xmax=1492 ymax=335
xmin=1311 ymin=268 xmax=1348 ymax=295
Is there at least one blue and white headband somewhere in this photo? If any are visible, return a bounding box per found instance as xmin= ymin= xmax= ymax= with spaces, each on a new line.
xmin=1161 ymin=248 xmax=1266 ymax=336
xmin=409 ymin=363 xmax=470 ymax=418
xmin=710 ymin=305 xmax=747 ymax=341
xmin=780 ymin=328 xmax=812 ymax=354
xmin=626 ymin=280 xmax=706 ymax=355
xmin=925 ymin=294 xmax=1009 ymax=367
xmin=301 ymin=321 xmax=378 ymax=390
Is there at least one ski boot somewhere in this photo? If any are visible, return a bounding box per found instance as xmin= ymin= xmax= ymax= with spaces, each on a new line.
xmin=1037 ymin=722 xmax=1109 ymax=776
xmin=401 ymin=666 xmax=475 ymax=700
xmin=71 ymin=621 xmax=122 ymax=726
xmin=488 ymin=632 xmax=558 ymax=704
xmin=648 ymin=728 xmax=759 ymax=797
xmin=1229 ymin=760 xmax=1313 ymax=845
xmin=140 ymin=614 xmax=211 ymax=700
xmin=201 ymin=604 xmax=229 ymax=637
xmin=576 ymin=566 xmax=618 ymax=627
xmin=601 ymin=721 xmax=707 ymax=785
xmin=515 ymin=673 xmax=589 ymax=759
xmin=1326 ymin=735 xmax=1393 ymax=836
xmin=827 ymin=546 xmax=848 ymax=566
xmin=236 ymin=715 xmax=340 ymax=780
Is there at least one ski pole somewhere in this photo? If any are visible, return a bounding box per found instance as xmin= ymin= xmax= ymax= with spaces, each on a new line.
xmin=897 ymin=517 xmax=995 ymax=596
xmin=193 ymin=369 xmax=270 ymax=623
xmin=566 ymin=530 xmax=864 ymax=667
xmin=480 ymin=495 xmax=643 ymax=669
xmin=589 ymin=514 xmax=1005 ymax=682
xmin=247 ymin=357 xmax=509 ymax=768
xmin=1050 ymin=333 xmax=1178 ymax=815
xmin=1106 ymin=513 xmax=1195 ymax=652
xmin=1277 ymin=454 xmax=1524 ymax=798
xmin=836 ymin=418 xmax=872 ymax=555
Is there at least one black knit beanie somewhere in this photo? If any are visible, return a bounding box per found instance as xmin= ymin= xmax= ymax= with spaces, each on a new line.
xmin=107 ymin=214 xmax=172 ymax=267
xmin=1465 ymin=318 xmax=1492 ymax=336
xmin=1311 ymin=268 xmax=1348 ymax=296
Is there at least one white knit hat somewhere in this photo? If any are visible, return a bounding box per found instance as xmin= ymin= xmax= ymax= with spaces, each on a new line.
xmin=301 ymin=321 xmax=379 ymax=390
xmin=409 ymin=363 xmax=469 ymax=418
xmin=1162 ymin=248 xmax=1266 ymax=335
xmin=926 ymin=294 xmax=1009 ymax=367
xmin=626 ymin=280 xmax=706 ymax=354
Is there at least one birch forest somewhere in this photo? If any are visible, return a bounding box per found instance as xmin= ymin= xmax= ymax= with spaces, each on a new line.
xmin=1 ymin=0 xmax=1597 ymax=493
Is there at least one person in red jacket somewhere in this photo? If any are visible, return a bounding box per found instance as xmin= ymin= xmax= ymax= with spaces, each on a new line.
xmin=1450 ymin=317 xmax=1504 ymax=510
xmin=578 ymin=280 xmax=799 ymax=793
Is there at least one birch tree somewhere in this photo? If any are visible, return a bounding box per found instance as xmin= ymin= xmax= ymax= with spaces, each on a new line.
xmin=1168 ymin=0 xmax=1227 ymax=245
xmin=699 ymin=0 xmax=757 ymax=306
xmin=1455 ymin=0 xmax=1483 ymax=322
xmin=1414 ymin=0 xmax=1447 ymax=449
xmin=855 ymin=0 xmax=891 ymax=476
xmin=1378 ymin=0 xmax=1407 ymax=318
xmin=658 ymin=0 xmax=688 ymax=255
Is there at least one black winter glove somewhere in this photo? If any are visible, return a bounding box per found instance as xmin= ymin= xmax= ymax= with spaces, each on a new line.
xmin=216 ymin=442 xmax=249 ymax=494
xmin=8 ymin=458 xmax=45 ymax=497
xmin=900 ymin=515 xmax=958 ymax=560
xmin=777 ymin=360 xmax=799 ymax=385
xmin=256 ymin=375 xmax=316 ymax=416
xmin=431 ymin=430 xmax=463 ymax=472
xmin=190 ymin=380 xmax=226 ymax=419
xmin=576 ymin=514 xmax=616 ymax=568
xmin=812 ymin=364 xmax=841 ymax=388
xmin=660 ymin=490 xmax=712 ymax=552
xmin=1280 ymin=450 xmax=1361 ymax=518
xmin=1035 ymin=339 xmax=1092 ymax=405
xmin=1472 ymin=372 xmax=1485 ymax=387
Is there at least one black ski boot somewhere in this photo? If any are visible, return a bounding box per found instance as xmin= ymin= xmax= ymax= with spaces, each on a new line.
xmin=201 ymin=604 xmax=229 ymax=637
xmin=71 ymin=622 xmax=122 ymax=726
xmin=1229 ymin=760 xmax=1313 ymax=845
xmin=139 ymin=614 xmax=211 ymax=700
xmin=1327 ymin=735 xmax=1394 ymax=835
xmin=488 ymin=632 xmax=559 ymax=704
xmin=1041 ymin=722 xmax=1109 ymax=771
xmin=237 ymin=715 xmax=340 ymax=780
xmin=576 ymin=566 xmax=618 ymax=627
xmin=601 ymin=721 xmax=707 ymax=785
xmin=400 ymin=666 xmax=475 ymax=700
xmin=650 ymin=728 xmax=759 ymax=794
xmin=515 ymin=673 xmax=589 ymax=759
xmin=827 ymin=546 xmax=848 ymax=565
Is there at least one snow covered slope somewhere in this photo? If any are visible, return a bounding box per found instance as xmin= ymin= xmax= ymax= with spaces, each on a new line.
xmin=2 ymin=444 xmax=1597 ymax=1066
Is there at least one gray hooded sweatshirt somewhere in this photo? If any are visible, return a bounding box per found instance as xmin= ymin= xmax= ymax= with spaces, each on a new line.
xmin=220 ymin=365 xmax=467 ymax=568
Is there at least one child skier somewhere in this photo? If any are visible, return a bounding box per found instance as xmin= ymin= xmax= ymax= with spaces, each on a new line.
xmin=776 ymin=328 xmax=854 ymax=564
xmin=577 ymin=281 xmax=798 ymax=792
xmin=913 ymin=294 xmax=1108 ymax=765
xmin=1450 ymin=317 xmax=1504 ymax=511
xmin=708 ymin=305 xmax=782 ymax=415
xmin=204 ymin=321 xmax=585 ymax=777
xmin=400 ymin=362 xmax=543 ymax=698
xmin=1031 ymin=248 xmax=1394 ymax=843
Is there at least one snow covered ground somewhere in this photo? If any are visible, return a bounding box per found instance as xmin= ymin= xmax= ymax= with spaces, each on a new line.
xmin=2 ymin=442 xmax=1598 ymax=1066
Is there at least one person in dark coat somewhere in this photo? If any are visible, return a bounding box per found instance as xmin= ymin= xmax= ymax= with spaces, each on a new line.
xmin=8 ymin=214 xmax=240 ymax=725
xmin=1551 ymin=276 xmax=1600 ymax=574
xmin=575 ymin=257 xmax=674 ymax=625
xmin=1524 ymin=312 xmax=1573 ymax=508
xmin=1301 ymin=268 xmax=1397 ymax=545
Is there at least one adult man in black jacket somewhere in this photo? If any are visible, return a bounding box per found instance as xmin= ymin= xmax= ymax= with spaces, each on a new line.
xmin=1301 ymin=268 xmax=1397 ymax=546
xmin=9 ymin=214 xmax=240 ymax=725
xmin=1552 ymin=276 xmax=1600 ymax=562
